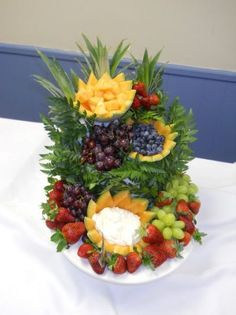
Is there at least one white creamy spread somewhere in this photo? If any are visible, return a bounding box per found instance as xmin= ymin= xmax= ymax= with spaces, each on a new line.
xmin=92 ymin=207 xmax=141 ymax=246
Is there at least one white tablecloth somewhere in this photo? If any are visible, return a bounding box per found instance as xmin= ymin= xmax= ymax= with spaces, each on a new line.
xmin=0 ymin=117 xmax=236 ymax=315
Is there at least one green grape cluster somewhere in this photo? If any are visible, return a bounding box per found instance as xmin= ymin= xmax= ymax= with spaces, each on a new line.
xmin=152 ymin=210 xmax=185 ymax=240
xmin=166 ymin=174 xmax=198 ymax=202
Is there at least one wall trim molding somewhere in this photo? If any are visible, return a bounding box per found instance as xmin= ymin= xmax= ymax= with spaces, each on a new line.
xmin=1 ymin=42 xmax=236 ymax=83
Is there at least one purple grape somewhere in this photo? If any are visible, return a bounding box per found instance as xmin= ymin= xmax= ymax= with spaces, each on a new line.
xmin=104 ymin=146 xmax=115 ymax=155
xmin=95 ymin=161 xmax=104 ymax=171
xmin=97 ymin=152 xmax=105 ymax=161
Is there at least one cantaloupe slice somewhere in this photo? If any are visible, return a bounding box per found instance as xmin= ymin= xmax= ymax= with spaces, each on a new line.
xmin=87 ymin=200 xmax=97 ymax=218
xmin=95 ymin=190 xmax=114 ymax=212
xmin=140 ymin=211 xmax=155 ymax=223
xmin=84 ymin=217 xmax=95 ymax=231
xmin=115 ymin=194 xmax=132 ymax=210
xmin=113 ymin=190 xmax=130 ymax=206
xmin=126 ymin=198 xmax=149 ymax=215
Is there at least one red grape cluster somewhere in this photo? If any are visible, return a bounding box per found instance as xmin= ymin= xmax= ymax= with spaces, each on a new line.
xmin=81 ymin=120 xmax=133 ymax=171
xmin=62 ymin=183 xmax=94 ymax=221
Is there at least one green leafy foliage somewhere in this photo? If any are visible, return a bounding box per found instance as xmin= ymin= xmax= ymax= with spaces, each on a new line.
xmin=163 ymin=98 xmax=197 ymax=175
xmin=51 ymin=230 xmax=68 ymax=252
xmin=40 ymin=97 xmax=95 ymax=183
xmin=193 ymin=229 xmax=207 ymax=244
xmin=41 ymin=202 xmax=57 ymax=220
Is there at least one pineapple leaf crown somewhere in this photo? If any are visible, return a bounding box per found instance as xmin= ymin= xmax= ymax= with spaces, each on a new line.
xmin=76 ymin=34 xmax=131 ymax=80
xmin=132 ymin=49 xmax=165 ymax=94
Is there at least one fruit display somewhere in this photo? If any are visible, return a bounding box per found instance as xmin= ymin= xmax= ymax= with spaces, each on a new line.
xmin=37 ymin=35 xmax=206 ymax=277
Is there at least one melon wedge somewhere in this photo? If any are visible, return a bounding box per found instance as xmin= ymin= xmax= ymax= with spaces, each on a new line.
xmin=96 ymin=191 xmax=114 ymax=212
xmin=87 ymin=200 xmax=97 ymax=218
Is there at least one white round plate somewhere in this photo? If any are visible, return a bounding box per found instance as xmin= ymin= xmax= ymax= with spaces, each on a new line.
xmin=63 ymin=240 xmax=193 ymax=285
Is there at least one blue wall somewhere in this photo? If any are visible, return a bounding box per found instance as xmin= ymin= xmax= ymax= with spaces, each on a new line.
xmin=0 ymin=43 xmax=236 ymax=162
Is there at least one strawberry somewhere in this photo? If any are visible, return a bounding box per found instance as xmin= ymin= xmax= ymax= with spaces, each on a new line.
xmin=108 ymin=254 xmax=127 ymax=274
xmin=88 ymin=251 xmax=106 ymax=274
xmin=132 ymin=96 xmax=141 ymax=109
xmin=176 ymin=200 xmax=190 ymax=215
xmin=181 ymin=232 xmax=192 ymax=246
xmin=133 ymin=82 xmax=147 ymax=97
xmin=142 ymin=224 xmax=164 ymax=244
xmin=179 ymin=216 xmax=195 ymax=235
xmin=156 ymin=191 xmax=173 ymax=207
xmin=158 ymin=240 xmax=183 ymax=258
xmin=149 ymin=94 xmax=160 ymax=106
xmin=188 ymin=200 xmax=201 ymax=215
xmin=62 ymin=222 xmax=86 ymax=244
xmin=55 ymin=207 xmax=75 ymax=223
xmin=140 ymin=96 xmax=151 ymax=109
xmin=45 ymin=219 xmax=65 ymax=230
xmin=49 ymin=189 xmax=63 ymax=206
xmin=126 ymin=252 xmax=142 ymax=273
xmin=54 ymin=180 xmax=64 ymax=192
xmin=77 ymin=243 xmax=94 ymax=258
xmin=143 ymin=244 xmax=167 ymax=269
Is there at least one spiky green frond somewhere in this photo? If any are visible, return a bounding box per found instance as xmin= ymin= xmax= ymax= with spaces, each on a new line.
xmin=134 ymin=49 xmax=164 ymax=93
xmin=76 ymin=35 xmax=131 ymax=80
xmin=37 ymin=50 xmax=75 ymax=102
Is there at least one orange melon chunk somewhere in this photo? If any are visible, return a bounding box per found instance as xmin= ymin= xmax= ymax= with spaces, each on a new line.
xmin=126 ymin=198 xmax=149 ymax=215
xmin=96 ymin=191 xmax=114 ymax=212
xmin=140 ymin=211 xmax=155 ymax=223
xmin=113 ymin=190 xmax=130 ymax=206
xmin=84 ymin=217 xmax=95 ymax=231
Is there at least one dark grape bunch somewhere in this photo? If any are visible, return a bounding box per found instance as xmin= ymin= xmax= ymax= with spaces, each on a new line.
xmin=132 ymin=124 xmax=165 ymax=156
xmin=62 ymin=183 xmax=94 ymax=221
xmin=81 ymin=120 xmax=133 ymax=171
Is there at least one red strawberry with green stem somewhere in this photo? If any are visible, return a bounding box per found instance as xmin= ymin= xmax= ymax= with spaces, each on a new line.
xmin=126 ymin=252 xmax=142 ymax=273
xmin=142 ymin=224 xmax=164 ymax=244
xmin=143 ymin=245 xmax=167 ymax=269
xmin=51 ymin=222 xmax=86 ymax=251
xmin=46 ymin=219 xmax=65 ymax=231
xmin=108 ymin=254 xmax=127 ymax=274
xmin=158 ymin=240 xmax=183 ymax=258
xmin=55 ymin=207 xmax=75 ymax=223
xmin=156 ymin=191 xmax=173 ymax=207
